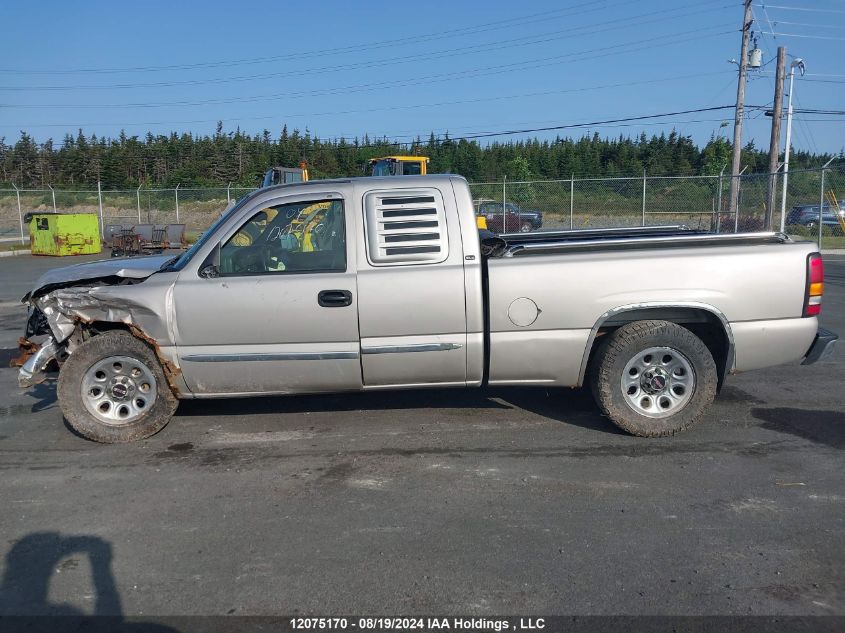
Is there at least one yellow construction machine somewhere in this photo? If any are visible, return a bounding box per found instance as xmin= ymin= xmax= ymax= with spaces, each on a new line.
xmin=261 ymin=162 xmax=309 ymax=187
xmin=368 ymin=156 xmax=429 ymax=176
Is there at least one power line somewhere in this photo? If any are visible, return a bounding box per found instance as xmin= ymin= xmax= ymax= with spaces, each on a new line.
xmin=36 ymin=113 xmax=839 ymax=150
xmin=766 ymin=20 xmax=845 ymax=29
xmin=263 ymin=115 xmax=845 ymax=149
xmin=22 ymin=106 xmax=757 ymax=148
xmin=759 ymin=31 xmax=845 ymax=41
xmin=762 ymin=72 xmax=845 ymax=82
xmin=756 ymin=4 xmax=845 ymax=15
xmin=0 ymin=3 xmax=732 ymax=92
xmin=249 ymin=114 xmax=845 ymax=145
xmin=355 ymin=113 xmax=757 ymax=143
xmin=797 ymin=77 xmax=845 ymax=84
xmin=0 ymin=0 xmax=621 ymax=75
xmin=1 ymin=26 xmax=736 ymax=110
xmin=792 ymin=108 xmax=845 ymax=115
xmin=429 ymin=106 xmax=746 ymax=142
xmin=0 ymin=71 xmax=734 ymax=130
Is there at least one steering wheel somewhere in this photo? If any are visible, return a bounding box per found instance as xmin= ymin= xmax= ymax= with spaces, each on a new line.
xmin=230 ymin=243 xmax=271 ymax=273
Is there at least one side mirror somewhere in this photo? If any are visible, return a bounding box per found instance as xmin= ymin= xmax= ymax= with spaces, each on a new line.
xmin=199 ymin=243 xmax=221 ymax=279
xmin=199 ymin=264 xmax=219 ymax=279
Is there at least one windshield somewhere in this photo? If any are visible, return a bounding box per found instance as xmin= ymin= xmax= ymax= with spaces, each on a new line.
xmin=162 ymin=193 xmax=257 ymax=272
xmin=371 ymin=160 xmax=395 ymax=177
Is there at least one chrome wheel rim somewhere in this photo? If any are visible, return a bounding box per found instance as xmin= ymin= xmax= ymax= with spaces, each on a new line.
xmin=81 ymin=355 xmax=157 ymax=425
xmin=621 ymin=346 xmax=695 ymax=418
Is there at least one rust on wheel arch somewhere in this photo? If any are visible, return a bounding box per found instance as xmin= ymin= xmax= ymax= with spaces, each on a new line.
xmin=126 ymin=324 xmax=182 ymax=398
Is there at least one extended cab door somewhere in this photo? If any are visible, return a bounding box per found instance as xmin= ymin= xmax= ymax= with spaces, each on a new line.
xmin=355 ymin=183 xmax=470 ymax=387
xmin=171 ymin=190 xmax=361 ymax=395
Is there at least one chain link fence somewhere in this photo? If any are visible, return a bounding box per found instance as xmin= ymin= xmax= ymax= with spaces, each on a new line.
xmin=1 ymin=163 xmax=843 ymax=249
xmin=0 ymin=185 xmax=253 ymax=245
xmin=468 ymin=163 xmax=845 ymax=247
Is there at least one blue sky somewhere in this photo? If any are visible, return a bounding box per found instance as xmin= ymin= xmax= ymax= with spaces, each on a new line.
xmin=1 ymin=0 xmax=843 ymax=155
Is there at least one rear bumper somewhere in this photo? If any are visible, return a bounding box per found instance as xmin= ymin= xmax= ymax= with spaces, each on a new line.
xmin=802 ymin=328 xmax=839 ymax=365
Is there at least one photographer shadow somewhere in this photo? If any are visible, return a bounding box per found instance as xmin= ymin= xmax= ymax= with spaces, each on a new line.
xmin=0 ymin=531 xmax=177 ymax=632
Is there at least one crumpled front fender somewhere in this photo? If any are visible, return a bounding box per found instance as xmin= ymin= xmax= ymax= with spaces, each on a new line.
xmin=23 ymin=279 xmax=186 ymax=397
xmin=18 ymin=337 xmax=58 ymax=388
xmin=35 ymin=285 xmax=168 ymax=344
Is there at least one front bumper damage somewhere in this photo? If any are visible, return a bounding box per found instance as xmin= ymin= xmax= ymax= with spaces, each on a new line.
xmin=801 ymin=327 xmax=839 ymax=365
xmin=15 ymin=294 xmax=78 ymax=388
xmin=16 ymin=282 xmax=184 ymax=396
xmin=16 ymin=254 xmax=185 ymax=393
xmin=18 ymin=337 xmax=58 ymax=388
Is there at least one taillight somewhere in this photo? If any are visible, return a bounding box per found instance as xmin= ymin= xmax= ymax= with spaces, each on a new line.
xmin=804 ymin=253 xmax=824 ymax=317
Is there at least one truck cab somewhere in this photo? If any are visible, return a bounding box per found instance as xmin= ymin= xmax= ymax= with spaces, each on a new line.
xmin=261 ymin=165 xmax=309 ymax=188
xmin=368 ymin=156 xmax=429 ymax=177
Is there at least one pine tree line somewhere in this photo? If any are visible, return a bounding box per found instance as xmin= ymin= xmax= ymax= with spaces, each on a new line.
xmin=0 ymin=122 xmax=832 ymax=189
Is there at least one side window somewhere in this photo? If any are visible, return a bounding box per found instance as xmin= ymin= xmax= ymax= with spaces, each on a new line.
xmin=363 ymin=188 xmax=448 ymax=266
xmin=401 ymin=161 xmax=422 ymax=176
xmin=219 ymin=199 xmax=345 ymax=275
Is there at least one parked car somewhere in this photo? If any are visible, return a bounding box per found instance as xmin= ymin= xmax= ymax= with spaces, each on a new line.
xmin=786 ymin=203 xmax=845 ymax=229
xmin=18 ymin=175 xmax=836 ymax=443
xmin=476 ymin=201 xmax=543 ymax=233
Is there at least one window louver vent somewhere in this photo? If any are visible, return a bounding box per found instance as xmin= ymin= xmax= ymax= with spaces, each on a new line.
xmin=364 ymin=189 xmax=449 ymax=265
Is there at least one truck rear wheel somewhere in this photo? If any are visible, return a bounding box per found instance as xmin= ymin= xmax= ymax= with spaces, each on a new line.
xmin=58 ymin=331 xmax=178 ymax=443
xmin=590 ymin=320 xmax=717 ymax=437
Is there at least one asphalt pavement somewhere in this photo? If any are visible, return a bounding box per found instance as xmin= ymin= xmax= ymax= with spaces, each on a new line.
xmin=0 ymin=251 xmax=842 ymax=617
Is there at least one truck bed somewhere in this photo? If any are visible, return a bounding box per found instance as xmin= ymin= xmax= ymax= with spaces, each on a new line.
xmin=489 ymin=225 xmax=788 ymax=257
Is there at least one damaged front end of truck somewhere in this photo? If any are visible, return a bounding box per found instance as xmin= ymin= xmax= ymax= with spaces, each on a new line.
xmin=16 ymin=255 xmax=180 ymax=392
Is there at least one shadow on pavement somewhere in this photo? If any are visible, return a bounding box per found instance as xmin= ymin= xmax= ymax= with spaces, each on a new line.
xmin=0 ymin=347 xmax=20 ymax=367
xmin=0 ymin=532 xmax=122 ymax=616
xmin=28 ymin=381 xmax=58 ymax=413
xmin=0 ymin=532 xmax=178 ymax=631
xmin=751 ymin=407 xmax=845 ymax=449
xmin=176 ymin=386 xmax=622 ymax=435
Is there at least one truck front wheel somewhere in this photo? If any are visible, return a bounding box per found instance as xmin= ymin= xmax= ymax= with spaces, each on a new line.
xmin=590 ymin=320 xmax=717 ymax=437
xmin=58 ymin=331 xmax=178 ymax=443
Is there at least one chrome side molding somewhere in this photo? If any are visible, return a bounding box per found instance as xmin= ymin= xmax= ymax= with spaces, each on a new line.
xmin=362 ymin=343 xmax=463 ymax=355
xmin=182 ymin=351 xmax=359 ymax=362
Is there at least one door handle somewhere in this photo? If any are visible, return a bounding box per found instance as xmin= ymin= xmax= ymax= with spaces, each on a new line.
xmin=318 ymin=289 xmax=353 ymax=307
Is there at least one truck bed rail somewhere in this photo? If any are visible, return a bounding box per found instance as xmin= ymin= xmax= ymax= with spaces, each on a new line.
xmin=500 ymin=225 xmax=702 ymax=243
xmin=499 ymin=228 xmax=790 ymax=257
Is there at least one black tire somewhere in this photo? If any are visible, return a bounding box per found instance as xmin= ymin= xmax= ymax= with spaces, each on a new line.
xmin=58 ymin=331 xmax=178 ymax=443
xmin=590 ymin=320 xmax=717 ymax=437
xmin=519 ymin=221 xmax=533 ymax=233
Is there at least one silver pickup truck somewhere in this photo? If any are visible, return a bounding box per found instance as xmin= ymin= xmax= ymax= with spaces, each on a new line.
xmin=18 ymin=175 xmax=837 ymax=443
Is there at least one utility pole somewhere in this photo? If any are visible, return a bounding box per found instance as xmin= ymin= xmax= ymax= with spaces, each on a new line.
xmin=779 ymin=57 xmax=805 ymax=233
xmin=728 ymin=0 xmax=753 ymax=216
xmin=765 ymin=46 xmax=786 ymax=230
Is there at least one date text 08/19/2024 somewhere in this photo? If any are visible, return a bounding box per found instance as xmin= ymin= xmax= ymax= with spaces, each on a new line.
xmin=290 ymin=618 xmax=546 ymax=631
